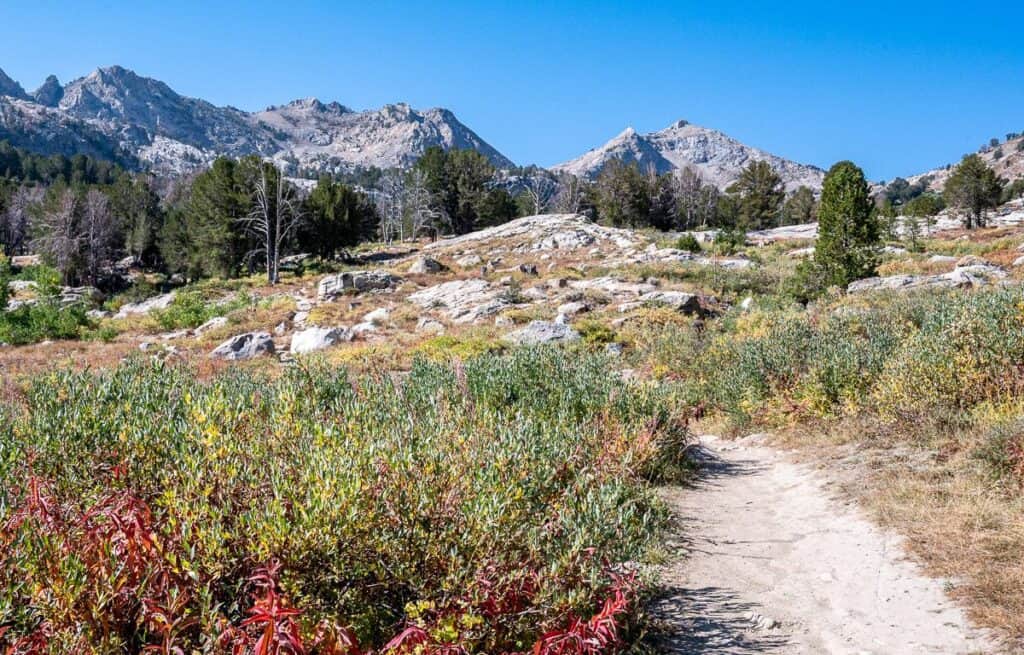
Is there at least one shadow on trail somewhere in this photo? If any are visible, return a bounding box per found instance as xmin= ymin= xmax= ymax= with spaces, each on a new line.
xmin=645 ymin=444 xmax=791 ymax=654
xmin=646 ymin=585 xmax=791 ymax=654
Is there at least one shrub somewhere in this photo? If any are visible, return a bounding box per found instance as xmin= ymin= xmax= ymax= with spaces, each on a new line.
xmin=674 ymin=233 xmax=702 ymax=253
xmin=0 ymin=349 xmax=681 ymax=653
xmin=152 ymin=290 xmax=251 ymax=330
xmin=0 ymin=300 xmax=92 ymax=345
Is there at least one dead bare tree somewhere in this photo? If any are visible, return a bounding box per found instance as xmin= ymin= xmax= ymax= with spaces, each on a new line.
xmin=674 ymin=167 xmax=718 ymax=230
xmin=407 ymin=168 xmax=447 ymax=239
xmin=378 ymin=171 xmax=406 ymax=244
xmin=553 ymin=174 xmax=586 ymax=214
xmin=81 ymin=189 xmax=118 ymax=285
xmin=241 ymin=163 xmax=302 ymax=285
xmin=523 ymin=173 xmax=558 ymax=215
xmin=31 ymin=188 xmax=81 ymax=285
xmin=0 ymin=185 xmax=42 ymax=256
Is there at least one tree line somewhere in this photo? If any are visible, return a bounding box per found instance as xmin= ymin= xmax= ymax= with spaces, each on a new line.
xmin=1 ymin=137 xmax=1019 ymax=289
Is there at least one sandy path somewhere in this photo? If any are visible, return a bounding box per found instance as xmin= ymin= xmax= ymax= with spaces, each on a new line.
xmin=650 ymin=434 xmax=996 ymax=654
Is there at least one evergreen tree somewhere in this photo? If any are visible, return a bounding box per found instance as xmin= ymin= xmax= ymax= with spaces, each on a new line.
xmin=300 ymin=177 xmax=379 ymax=258
xmin=159 ymin=157 xmax=251 ymax=278
xmin=813 ymin=161 xmax=879 ymax=287
xmin=944 ymin=154 xmax=1003 ymax=229
xmin=726 ymin=161 xmax=784 ymax=230
xmin=781 ymin=186 xmax=818 ymax=225
xmin=592 ymin=159 xmax=649 ymax=228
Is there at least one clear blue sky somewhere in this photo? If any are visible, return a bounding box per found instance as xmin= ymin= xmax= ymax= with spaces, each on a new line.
xmin=1 ymin=1 xmax=1022 ymax=181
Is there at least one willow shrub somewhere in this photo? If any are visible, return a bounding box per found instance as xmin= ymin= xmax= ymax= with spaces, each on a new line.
xmin=0 ymin=347 xmax=681 ymax=653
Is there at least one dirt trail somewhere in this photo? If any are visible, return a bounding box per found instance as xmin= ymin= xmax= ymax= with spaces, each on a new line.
xmin=650 ymin=434 xmax=996 ymax=654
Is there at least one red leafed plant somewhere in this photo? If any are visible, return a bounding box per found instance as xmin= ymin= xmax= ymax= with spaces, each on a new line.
xmin=0 ymin=474 xmax=195 ymax=654
xmin=220 ymin=562 xmax=363 ymax=655
xmin=530 ymin=573 xmax=636 ymax=655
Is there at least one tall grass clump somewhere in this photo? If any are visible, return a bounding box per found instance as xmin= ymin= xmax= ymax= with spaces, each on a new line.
xmin=0 ymin=347 xmax=684 ymax=654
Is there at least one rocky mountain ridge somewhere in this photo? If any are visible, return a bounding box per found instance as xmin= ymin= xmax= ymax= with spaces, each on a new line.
xmin=553 ymin=119 xmax=826 ymax=191
xmin=0 ymin=65 xmax=513 ymax=175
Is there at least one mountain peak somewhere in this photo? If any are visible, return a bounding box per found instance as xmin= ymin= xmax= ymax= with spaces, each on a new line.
xmin=554 ymin=118 xmax=824 ymax=191
xmin=0 ymin=67 xmax=29 ymax=100
xmin=32 ymin=75 xmax=64 ymax=107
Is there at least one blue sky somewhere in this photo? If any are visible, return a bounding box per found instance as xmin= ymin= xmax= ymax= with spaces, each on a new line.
xmin=1 ymin=1 xmax=1022 ymax=181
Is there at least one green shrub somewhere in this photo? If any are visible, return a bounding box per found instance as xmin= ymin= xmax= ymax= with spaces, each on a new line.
xmin=675 ymin=233 xmax=702 ymax=253
xmin=152 ymin=290 xmax=250 ymax=330
xmin=0 ymin=348 xmax=681 ymax=652
xmin=0 ymin=301 xmax=92 ymax=345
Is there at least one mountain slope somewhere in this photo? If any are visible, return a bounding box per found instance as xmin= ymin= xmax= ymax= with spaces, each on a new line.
xmin=554 ymin=119 xmax=825 ymax=191
xmin=0 ymin=65 xmax=514 ymax=175
xmin=904 ymin=134 xmax=1024 ymax=192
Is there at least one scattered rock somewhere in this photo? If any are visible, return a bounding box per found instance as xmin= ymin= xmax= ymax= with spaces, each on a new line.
xmin=494 ymin=315 xmax=515 ymax=327
xmin=848 ymin=261 xmax=1008 ymax=294
xmin=274 ymin=321 xmax=289 ymax=336
xmin=318 ymin=270 xmax=402 ymax=301
xmin=556 ymin=301 xmax=590 ymax=320
xmin=350 ymin=322 xmax=377 ymax=338
xmin=518 ymin=263 xmax=538 ymax=276
xmin=60 ymin=286 xmax=103 ymax=306
xmin=87 ymin=309 xmax=112 ymax=320
xmin=1013 ymin=255 xmax=1024 ymax=268
xmin=408 ymin=256 xmax=444 ymax=274
xmin=504 ymin=320 xmax=580 ymax=346
xmin=115 ymin=292 xmax=175 ymax=319
xmin=10 ymin=254 xmax=42 ymax=268
xmin=193 ymin=316 xmax=228 ymax=336
xmin=289 ymin=326 xmax=350 ymax=354
xmin=604 ymin=342 xmax=625 ymax=356
xmin=210 ymin=332 xmax=275 ymax=360
xmin=928 ymin=255 xmax=957 ymax=264
xmin=454 ymin=254 xmax=483 ymax=268
xmin=416 ymin=317 xmax=446 ymax=334
xmin=364 ymin=307 xmax=390 ymax=325
xmin=639 ymin=290 xmax=703 ymax=314
xmin=740 ymin=296 xmax=754 ymax=311
xmin=7 ymin=280 xmax=37 ymax=293
xmin=279 ymin=253 xmax=311 ymax=271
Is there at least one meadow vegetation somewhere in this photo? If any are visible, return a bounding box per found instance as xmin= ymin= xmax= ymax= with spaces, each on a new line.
xmin=0 ymin=348 xmax=688 ymax=654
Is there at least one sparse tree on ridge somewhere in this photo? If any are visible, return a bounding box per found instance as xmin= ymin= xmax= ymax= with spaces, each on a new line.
xmin=944 ymin=154 xmax=1003 ymax=229
xmin=553 ymin=173 xmax=587 ymax=215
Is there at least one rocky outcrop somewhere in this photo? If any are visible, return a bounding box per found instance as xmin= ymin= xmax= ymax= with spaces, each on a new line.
xmin=424 ymin=214 xmax=640 ymax=257
xmin=317 ymin=270 xmax=402 ymax=300
xmin=408 ymin=257 xmax=443 ymax=274
xmin=114 ymin=292 xmax=175 ymax=318
xmin=847 ymin=261 xmax=1008 ymax=294
xmin=408 ymin=278 xmax=509 ymax=323
xmin=638 ymin=290 xmax=703 ymax=314
xmin=209 ymin=332 xmax=275 ymax=360
xmin=504 ymin=321 xmax=580 ymax=346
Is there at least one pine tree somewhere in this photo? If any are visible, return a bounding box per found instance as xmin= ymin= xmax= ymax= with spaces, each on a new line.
xmin=944 ymin=155 xmax=1003 ymax=229
xmin=726 ymin=161 xmax=784 ymax=230
xmin=813 ymin=161 xmax=879 ymax=287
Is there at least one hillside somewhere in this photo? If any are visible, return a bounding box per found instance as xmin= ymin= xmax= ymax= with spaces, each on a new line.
xmin=906 ymin=133 xmax=1024 ymax=191
xmin=0 ymin=65 xmax=514 ymax=175
xmin=553 ymin=119 xmax=826 ymax=191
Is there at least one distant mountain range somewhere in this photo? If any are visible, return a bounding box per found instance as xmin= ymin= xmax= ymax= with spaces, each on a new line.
xmin=0 ymin=65 xmax=841 ymax=191
xmin=0 ymin=65 xmax=512 ymax=176
xmin=552 ymin=120 xmax=825 ymax=192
